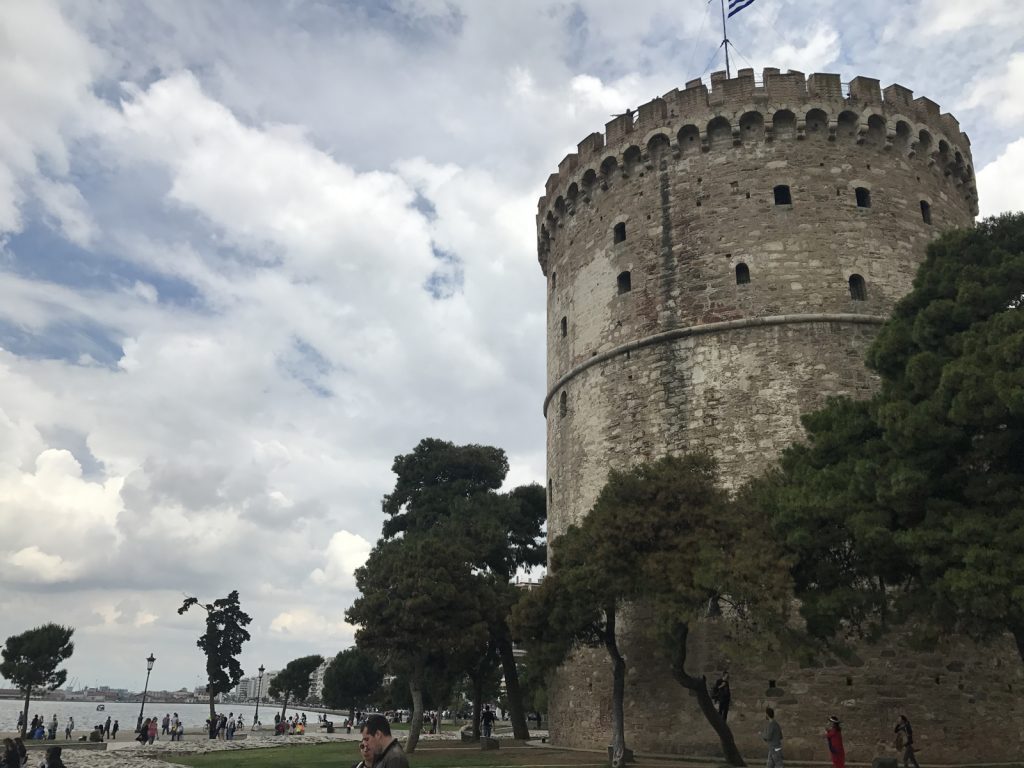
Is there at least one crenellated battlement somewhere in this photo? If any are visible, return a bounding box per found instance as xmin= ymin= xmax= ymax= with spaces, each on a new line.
xmin=537 ymin=67 xmax=976 ymax=269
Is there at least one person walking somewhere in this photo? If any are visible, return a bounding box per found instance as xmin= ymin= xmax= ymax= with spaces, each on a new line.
xmin=111 ymin=721 xmax=119 ymax=741
xmin=147 ymin=717 xmax=157 ymax=745
xmin=894 ymin=715 xmax=920 ymax=768
xmin=63 ymin=718 xmax=73 ymax=741
xmin=712 ymin=672 xmax=732 ymax=722
xmin=48 ymin=716 xmax=57 ymax=741
xmin=482 ymin=705 xmax=495 ymax=739
xmin=825 ymin=716 xmax=845 ymax=768
xmin=761 ymin=707 xmax=783 ymax=768
xmin=103 ymin=717 xmax=111 ymax=740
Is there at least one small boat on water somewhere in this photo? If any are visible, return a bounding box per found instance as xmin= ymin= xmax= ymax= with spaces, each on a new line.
xmin=96 ymin=705 xmax=105 ymax=711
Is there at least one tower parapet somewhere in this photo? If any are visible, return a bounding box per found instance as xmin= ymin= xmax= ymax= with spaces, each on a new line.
xmin=538 ymin=67 xmax=976 ymax=274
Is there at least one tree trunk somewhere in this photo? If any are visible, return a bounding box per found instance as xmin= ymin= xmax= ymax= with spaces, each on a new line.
xmin=406 ymin=665 xmax=425 ymax=753
xmin=20 ymin=686 xmax=31 ymax=737
xmin=280 ymin=694 xmax=291 ymax=722
xmin=208 ymin=689 xmax=218 ymax=739
xmin=495 ymin=623 xmax=531 ymax=739
xmin=471 ymin=670 xmax=483 ymax=738
xmin=603 ymin=604 xmax=629 ymax=767
xmin=666 ymin=620 xmax=745 ymax=767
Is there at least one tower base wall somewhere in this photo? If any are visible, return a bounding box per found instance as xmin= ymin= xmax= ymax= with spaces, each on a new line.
xmin=548 ymin=619 xmax=1023 ymax=762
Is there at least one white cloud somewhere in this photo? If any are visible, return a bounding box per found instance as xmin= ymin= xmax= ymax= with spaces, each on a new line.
xmin=976 ymin=137 xmax=1024 ymax=218
xmin=269 ymin=609 xmax=354 ymax=640
xmin=961 ymin=53 xmax=1024 ymax=125
xmin=0 ymin=0 xmax=102 ymax=235
xmin=570 ymin=75 xmax=641 ymax=113
xmin=309 ymin=531 xmax=373 ymax=590
xmin=915 ymin=0 xmax=1023 ymax=36
xmin=768 ymin=25 xmax=840 ymax=74
xmin=0 ymin=439 xmax=123 ymax=585
xmin=6 ymin=546 xmax=77 ymax=583
xmin=33 ymin=178 xmax=97 ymax=247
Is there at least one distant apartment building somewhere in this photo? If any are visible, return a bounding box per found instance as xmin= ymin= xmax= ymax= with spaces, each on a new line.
xmin=308 ymin=659 xmax=331 ymax=701
xmin=262 ymin=670 xmax=279 ymax=700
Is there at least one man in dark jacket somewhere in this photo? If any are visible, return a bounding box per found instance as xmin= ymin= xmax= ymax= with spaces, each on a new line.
xmin=894 ymin=715 xmax=920 ymax=768
xmin=711 ymin=672 xmax=731 ymax=722
xmin=361 ymin=714 xmax=409 ymax=768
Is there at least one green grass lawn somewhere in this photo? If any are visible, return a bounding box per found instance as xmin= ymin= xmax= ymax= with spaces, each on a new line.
xmin=164 ymin=743 xmax=609 ymax=768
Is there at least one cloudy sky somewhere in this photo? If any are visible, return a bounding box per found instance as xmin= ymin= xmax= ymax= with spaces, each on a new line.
xmin=0 ymin=0 xmax=1021 ymax=691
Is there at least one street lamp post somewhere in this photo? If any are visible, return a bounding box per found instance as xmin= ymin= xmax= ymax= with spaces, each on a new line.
xmin=136 ymin=653 xmax=156 ymax=733
xmin=252 ymin=665 xmax=265 ymax=731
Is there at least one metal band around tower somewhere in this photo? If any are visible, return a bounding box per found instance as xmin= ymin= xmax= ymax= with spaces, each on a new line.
xmin=542 ymin=312 xmax=886 ymax=415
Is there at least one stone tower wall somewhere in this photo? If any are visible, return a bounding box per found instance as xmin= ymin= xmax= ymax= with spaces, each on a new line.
xmin=537 ymin=68 xmax=1023 ymax=762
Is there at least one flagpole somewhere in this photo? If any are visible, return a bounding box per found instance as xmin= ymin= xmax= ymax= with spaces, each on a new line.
xmin=719 ymin=0 xmax=731 ymax=78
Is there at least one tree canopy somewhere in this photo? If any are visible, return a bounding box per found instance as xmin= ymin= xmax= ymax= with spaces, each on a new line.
xmin=346 ymin=526 xmax=489 ymax=751
xmin=765 ymin=213 xmax=1024 ymax=658
xmin=1 ymin=624 xmax=74 ymax=737
xmin=321 ymin=647 xmax=383 ymax=715
xmin=269 ymin=654 xmax=324 ymax=718
xmin=365 ymin=437 xmax=545 ymax=741
xmin=178 ymin=590 xmax=252 ymax=732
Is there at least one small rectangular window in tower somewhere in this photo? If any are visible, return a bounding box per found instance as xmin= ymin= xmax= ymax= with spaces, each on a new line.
xmin=855 ymin=187 xmax=871 ymax=208
xmin=551 ymin=271 xmax=557 ymax=290
xmin=849 ymin=274 xmax=867 ymax=301
xmin=547 ymin=479 xmax=552 ymax=502
xmin=613 ymin=222 xmax=626 ymax=243
xmin=617 ymin=271 xmax=632 ymax=294
xmin=773 ymin=185 xmax=792 ymax=205
xmin=735 ymin=263 xmax=750 ymax=284
xmin=560 ymin=316 xmax=567 ymax=337
xmin=920 ymin=200 xmax=932 ymax=224
xmin=559 ymin=391 xmax=567 ymax=418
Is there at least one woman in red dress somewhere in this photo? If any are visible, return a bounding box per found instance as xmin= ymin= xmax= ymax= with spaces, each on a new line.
xmin=826 ymin=715 xmax=845 ymax=768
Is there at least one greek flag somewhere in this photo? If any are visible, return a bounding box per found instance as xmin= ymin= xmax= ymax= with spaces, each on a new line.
xmin=728 ymin=0 xmax=756 ymax=17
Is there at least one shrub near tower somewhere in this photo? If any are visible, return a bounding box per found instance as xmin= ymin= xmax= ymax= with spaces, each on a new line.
xmin=538 ymin=68 xmax=1021 ymax=762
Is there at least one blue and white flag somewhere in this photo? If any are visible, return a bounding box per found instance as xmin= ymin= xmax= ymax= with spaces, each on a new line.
xmin=728 ymin=0 xmax=756 ymax=17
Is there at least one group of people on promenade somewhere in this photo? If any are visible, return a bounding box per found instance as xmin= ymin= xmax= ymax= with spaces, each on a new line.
xmin=13 ymin=715 xmax=67 ymax=742
xmin=205 ymin=712 xmax=244 ymax=740
xmin=16 ymin=713 xmax=120 ymax=742
xmin=757 ymin=708 xmax=921 ymax=768
xmin=272 ymin=712 xmax=306 ymax=735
